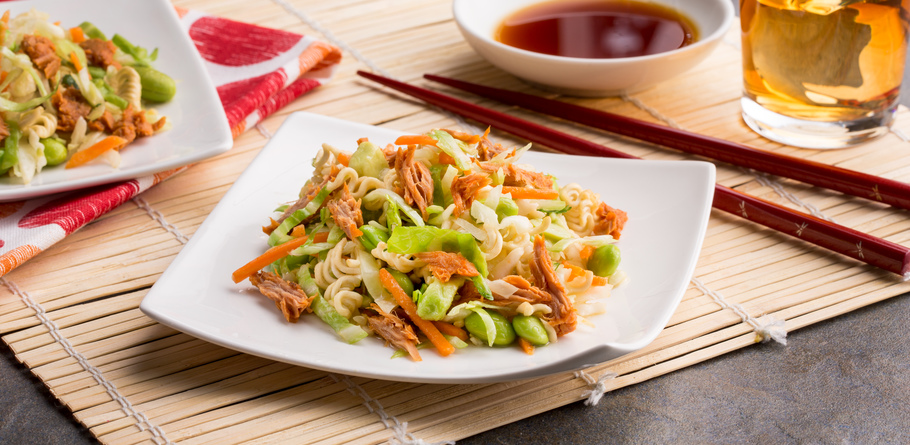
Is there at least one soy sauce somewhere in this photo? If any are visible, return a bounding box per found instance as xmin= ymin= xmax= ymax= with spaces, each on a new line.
xmin=495 ymin=0 xmax=698 ymax=59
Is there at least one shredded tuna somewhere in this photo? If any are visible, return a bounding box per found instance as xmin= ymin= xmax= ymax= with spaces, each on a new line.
xmin=52 ymin=86 xmax=92 ymax=132
xmin=20 ymin=35 xmax=60 ymax=78
xmin=477 ymin=132 xmax=508 ymax=161
xmin=593 ymin=202 xmax=628 ymax=239
xmin=112 ymin=105 xmax=156 ymax=143
xmin=276 ymin=171 xmax=335 ymax=225
xmin=250 ymin=271 xmax=314 ymax=323
xmin=327 ymin=183 xmax=364 ymax=240
xmin=530 ymin=236 xmax=576 ymax=336
xmin=87 ymin=110 xmax=116 ymax=133
xmin=450 ymin=172 xmax=490 ymax=216
xmin=394 ymin=146 xmax=434 ymax=219
xmin=79 ymin=38 xmax=117 ymax=69
xmin=504 ymin=164 xmax=553 ymax=190
xmin=415 ymin=251 xmax=479 ymax=282
xmin=382 ymin=143 xmax=398 ymax=165
xmin=367 ymin=303 xmax=421 ymax=361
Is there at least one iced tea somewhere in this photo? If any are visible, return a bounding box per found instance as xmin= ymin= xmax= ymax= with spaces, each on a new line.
xmin=740 ymin=0 xmax=909 ymax=147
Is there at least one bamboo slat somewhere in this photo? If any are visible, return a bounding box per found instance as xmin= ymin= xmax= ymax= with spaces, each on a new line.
xmin=3 ymin=0 xmax=910 ymax=443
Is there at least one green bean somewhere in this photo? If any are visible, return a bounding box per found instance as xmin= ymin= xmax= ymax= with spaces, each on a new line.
xmin=133 ymin=66 xmax=176 ymax=103
xmin=465 ymin=310 xmax=515 ymax=346
xmin=587 ymin=244 xmax=621 ymax=277
xmin=0 ymin=121 xmax=20 ymax=174
xmin=79 ymin=22 xmax=107 ymax=40
xmin=387 ymin=269 xmax=415 ymax=297
xmin=88 ymin=66 xmax=107 ymax=79
xmin=358 ymin=224 xmax=389 ymax=251
xmin=512 ymin=315 xmax=549 ymax=346
xmin=41 ymin=138 xmax=67 ymax=166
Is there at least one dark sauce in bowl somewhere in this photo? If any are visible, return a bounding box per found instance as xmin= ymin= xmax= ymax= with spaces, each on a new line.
xmin=495 ymin=0 xmax=698 ymax=59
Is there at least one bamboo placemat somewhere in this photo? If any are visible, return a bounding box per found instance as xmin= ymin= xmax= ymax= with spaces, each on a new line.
xmin=3 ymin=0 xmax=910 ymax=443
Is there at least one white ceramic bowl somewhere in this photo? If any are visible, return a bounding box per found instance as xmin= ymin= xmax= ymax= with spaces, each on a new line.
xmin=453 ymin=0 xmax=734 ymax=96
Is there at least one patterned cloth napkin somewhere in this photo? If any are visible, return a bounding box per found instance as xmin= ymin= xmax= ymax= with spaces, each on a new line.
xmin=0 ymin=9 xmax=341 ymax=277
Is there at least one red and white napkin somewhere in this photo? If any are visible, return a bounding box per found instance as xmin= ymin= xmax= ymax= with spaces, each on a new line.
xmin=0 ymin=9 xmax=341 ymax=276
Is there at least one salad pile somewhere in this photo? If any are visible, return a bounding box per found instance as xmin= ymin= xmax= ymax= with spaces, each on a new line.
xmin=233 ymin=128 xmax=629 ymax=360
xmin=0 ymin=9 xmax=174 ymax=183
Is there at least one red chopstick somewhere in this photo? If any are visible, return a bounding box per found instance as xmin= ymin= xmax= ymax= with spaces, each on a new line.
xmin=356 ymin=70 xmax=910 ymax=277
xmin=424 ymin=74 xmax=910 ymax=212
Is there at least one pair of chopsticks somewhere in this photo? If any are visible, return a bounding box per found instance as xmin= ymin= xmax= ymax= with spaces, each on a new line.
xmin=356 ymin=71 xmax=910 ymax=278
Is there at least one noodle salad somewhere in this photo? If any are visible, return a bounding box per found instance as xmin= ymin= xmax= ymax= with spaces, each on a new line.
xmin=0 ymin=9 xmax=174 ymax=183
xmin=233 ymin=129 xmax=629 ymax=360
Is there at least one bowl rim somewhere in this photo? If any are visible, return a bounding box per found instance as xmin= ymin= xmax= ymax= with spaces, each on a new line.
xmin=452 ymin=0 xmax=735 ymax=65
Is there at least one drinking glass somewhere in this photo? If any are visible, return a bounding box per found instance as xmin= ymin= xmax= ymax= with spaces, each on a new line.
xmin=740 ymin=0 xmax=909 ymax=149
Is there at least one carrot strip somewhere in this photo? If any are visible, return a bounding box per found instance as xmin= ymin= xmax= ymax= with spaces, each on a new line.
xmin=337 ymin=152 xmax=350 ymax=167
xmin=443 ymin=128 xmax=480 ymax=144
xmin=69 ymin=52 xmax=82 ymax=71
xmin=290 ymin=225 xmax=307 ymax=238
xmin=65 ymin=136 xmax=126 ymax=169
xmin=518 ymin=337 xmax=535 ymax=355
xmin=70 ymin=26 xmax=86 ymax=43
xmin=564 ymin=262 xmax=587 ymax=281
xmin=394 ymin=135 xmax=437 ymax=146
xmin=592 ymin=276 xmax=608 ymax=286
xmin=431 ymin=320 xmax=468 ymax=342
xmin=380 ymin=269 xmax=455 ymax=357
xmin=231 ymin=236 xmax=309 ymax=283
xmin=437 ymin=152 xmax=457 ymax=165
xmin=312 ymin=231 xmax=329 ymax=243
xmin=261 ymin=218 xmax=279 ymax=235
xmin=0 ymin=11 xmax=9 ymax=46
xmin=357 ymin=137 xmax=369 ymax=144
xmin=1 ymin=11 xmax=9 ymax=25
xmin=580 ymin=245 xmax=595 ymax=261
xmin=501 ymin=186 xmax=559 ymax=200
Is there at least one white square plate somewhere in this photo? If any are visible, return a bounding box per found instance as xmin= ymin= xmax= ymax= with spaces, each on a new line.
xmin=0 ymin=0 xmax=232 ymax=201
xmin=141 ymin=112 xmax=715 ymax=383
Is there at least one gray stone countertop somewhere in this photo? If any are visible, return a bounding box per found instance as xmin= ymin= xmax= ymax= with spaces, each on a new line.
xmin=4 ymin=12 xmax=910 ymax=444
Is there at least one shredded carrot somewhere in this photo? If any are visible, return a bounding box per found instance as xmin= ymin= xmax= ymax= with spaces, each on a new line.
xmin=70 ymin=26 xmax=86 ymax=43
xmin=312 ymin=231 xmax=329 ymax=243
xmin=437 ymin=152 xmax=457 ymax=165
xmin=379 ymin=269 xmax=455 ymax=357
xmin=231 ymin=236 xmax=309 ymax=284
xmin=262 ymin=218 xmax=279 ymax=235
xmin=580 ymin=245 xmax=595 ymax=261
xmin=394 ymin=135 xmax=437 ymax=146
xmin=592 ymin=275 xmax=608 ymax=286
xmin=564 ymin=262 xmax=587 ymax=281
xmin=357 ymin=137 xmax=369 ymax=144
xmin=518 ymin=337 xmax=535 ymax=355
xmin=65 ymin=136 xmax=126 ymax=169
xmin=0 ymin=72 xmax=7 ymax=85
xmin=443 ymin=129 xmax=480 ymax=144
xmin=431 ymin=321 xmax=468 ymax=342
xmin=501 ymin=186 xmax=559 ymax=200
xmin=53 ymin=21 xmax=60 ymax=26
xmin=69 ymin=52 xmax=82 ymax=72
xmin=290 ymin=225 xmax=307 ymax=238
xmin=337 ymin=152 xmax=350 ymax=167
xmin=0 ymin=11 xmax=8 ymax=46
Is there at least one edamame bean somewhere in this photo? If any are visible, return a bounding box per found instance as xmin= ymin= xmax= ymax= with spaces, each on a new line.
xmin=133 ymin=66 xmax=176 ymax=103
xmin=464 ymin=310 xmax=515 ymax=346
xmin=41 ymin=138 xmax=67 ymax=167
xmin=387 ymin=269 xmax=414 ymax=297
xmin=587 ymin=244 xmax=621 ymax=277
xmin=512 ymin=315 xmax=549 ymax=346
